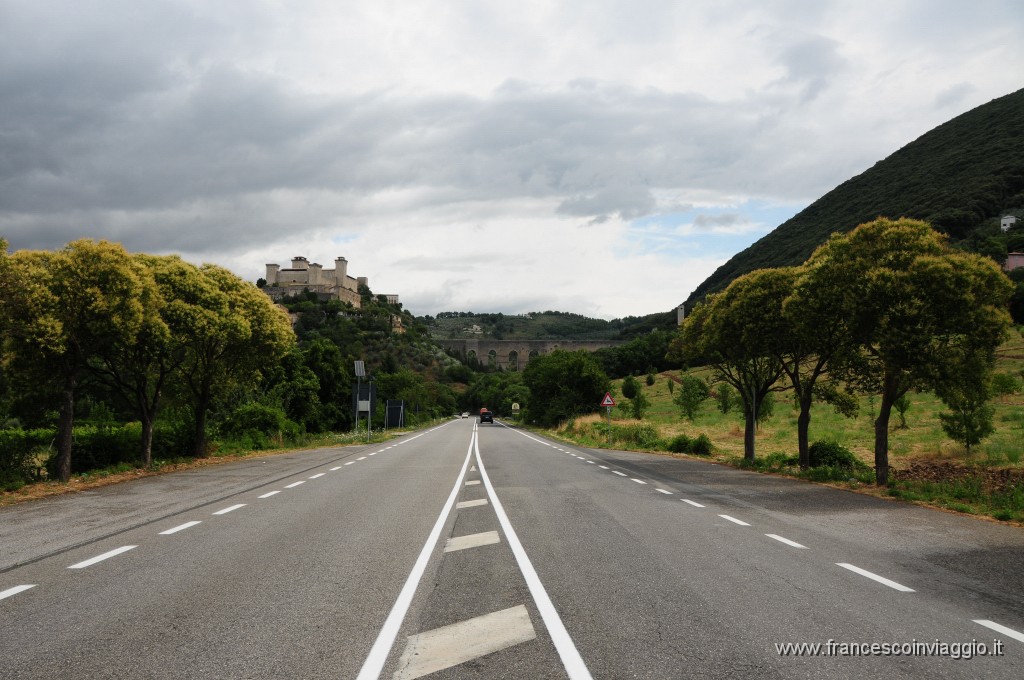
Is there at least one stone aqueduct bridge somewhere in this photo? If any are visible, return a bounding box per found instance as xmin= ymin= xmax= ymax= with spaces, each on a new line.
xmin=441 ymin=339 xmax=624 ymax=371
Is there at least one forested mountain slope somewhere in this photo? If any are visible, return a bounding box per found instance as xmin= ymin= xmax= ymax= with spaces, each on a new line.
xmin=686 ymin=88 xmax=1024 ymax=306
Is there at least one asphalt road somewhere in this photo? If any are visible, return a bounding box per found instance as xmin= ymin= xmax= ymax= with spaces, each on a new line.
xmin=2 ymin=418 xmax=1023 ymax=679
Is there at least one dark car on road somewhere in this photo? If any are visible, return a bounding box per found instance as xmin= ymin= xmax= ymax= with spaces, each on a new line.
xmin=479 ymin=408 xmax=494 ymax=423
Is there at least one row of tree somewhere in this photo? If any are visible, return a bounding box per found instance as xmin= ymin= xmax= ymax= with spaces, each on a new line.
xmin=675 ymin=218 xmax=1014 ymax=485
xmin=0 ymin=239 xmax=295 ymax=481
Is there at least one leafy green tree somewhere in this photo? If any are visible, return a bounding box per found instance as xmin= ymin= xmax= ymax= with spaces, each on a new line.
xmin=674 ymin=278 xmax=787 ymax=462
xmin=803 ymin=218 xmax=1013 ymax=484
xmin=630 ymin=388 xmax=650 ymax=419
xmin=522 ymin=350 xmax=609 ymax=427
xmin=674 ymin=375 xmax=709 ymax=421
xmin=715 ymin=383 xmax=734 ymax=414
xmin=88 ymin=254 xmax=207 ymax=465
xmin=893 ymin=394 xmax=911 ymax=429
xmin=178 ymin=265 xmax=294 ymax=457
xmin=0 ymin=240 xmax=148 ymax=481
xmin=773 ymin=265 xmax=858 ymax=468
xmin=621 ymin=375 xmax=639 ymax=400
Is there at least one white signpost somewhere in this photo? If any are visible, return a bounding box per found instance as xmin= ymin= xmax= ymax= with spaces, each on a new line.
xmin=601 ymin=392 xmax=615 ymax=443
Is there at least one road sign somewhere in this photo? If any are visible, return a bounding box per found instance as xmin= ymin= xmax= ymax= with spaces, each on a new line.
xmin=511 ymin=403 xmax=520 ymax=412
xmin=601 ymin=392 xmax=615 ymax=407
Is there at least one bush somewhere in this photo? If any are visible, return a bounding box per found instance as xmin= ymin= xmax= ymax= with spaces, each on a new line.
xmin=220 ymin=403 xmax=300 ymax=448
xmin=0 ymin=428 xmax=53 ymax=486
xmin=991 ymin=372 xmax=1020 ymax=397
xmin=807 ymin=440 xmax=866 ymax=470
xmin=667 ymin=432 xmax=714 ymax=455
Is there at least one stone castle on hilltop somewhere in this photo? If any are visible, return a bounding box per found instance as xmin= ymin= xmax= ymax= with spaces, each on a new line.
xmin=263 ymin=256 xmax=398 ymax=309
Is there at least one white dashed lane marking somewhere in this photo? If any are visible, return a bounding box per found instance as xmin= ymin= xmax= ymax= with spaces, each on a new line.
xmin=465 ymin=480 xmax=481 ymax=486
xmin=213 ymin=504 xmax=246 ymax=515
xmin=393 ymin=605 xmax=537 ymax=680
xmin=159 ymin=521 xmax=202 ymax=535
xmin=836 ymin=563 xmax=914 ymax=592
xmin=766 ymin=534 xmax=807 ymax=549
xmin=656 ymin=489 xmax=672 ymax=495
xmin=444 ymin=531 xmax=501 ymax=553
xmin=631 ymin=478 xmax=647 ymax=485
xmin=330 ymin=466 xmax=342 ymax=471
xmin=682 ymin=499 xmax=705 ymax=507
xmin=974 ymin=620 xmax=1024 ymax=643
xmin=344 ymin=461 xmax=355 ymax=466
xmin=68 ymin=546 xmax=137 ymax=569
xmin=284 ymin=481 xmax=305 ymax=489
xmin=612 ymin=471 xmax=627 ymax=477
xmin=309 ymin=473 xmax=325 ymax=479
xmin=0 ymin=585 xmax=35 ymax=601
xmin=456 ymin=499 xmax=489 ymax=509
xmin=258 ymin=490 xmax=281 ymax=498
xmin=719 ymin=514 xmax=750 ymax=526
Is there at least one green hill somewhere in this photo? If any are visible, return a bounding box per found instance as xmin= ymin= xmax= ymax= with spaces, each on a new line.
xmin=685 ymin=88 xmax=1024 ymax=307
xmin=419 ymin=310 xmax=677 ymax=341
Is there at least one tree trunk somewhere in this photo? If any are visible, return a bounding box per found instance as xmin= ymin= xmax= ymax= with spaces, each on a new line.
xmin=797 ymin=391 xmax=813 ymax=469
xmin=192 ymin=381 xmax=211 ymax=458
xmin=55 ymin=372 xmax=76 ymax=483
xmin=139 ymin=411 xmax=154 ymax=467
xmin=874 ymin=379 xmax=896 ymax=486
xmin=743 ymin=403 xmax=756 ymax=462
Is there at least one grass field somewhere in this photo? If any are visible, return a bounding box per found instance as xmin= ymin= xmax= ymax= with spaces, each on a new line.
xmin=552 ymin=328 xmax=1024 ymax=523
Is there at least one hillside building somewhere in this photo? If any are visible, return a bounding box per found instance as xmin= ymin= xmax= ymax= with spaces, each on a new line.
xmin=1002 ymin=215 xmax=1018 ymax=232
xmin=1005 ymin=252 xmax=1024 ymax=272
xmin=263 ymin=256 xmax=399 ymax=309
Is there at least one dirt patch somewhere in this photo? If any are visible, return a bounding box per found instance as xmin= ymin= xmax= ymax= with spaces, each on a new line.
xmin=891 ymin=460 xmax=1024 ymax=492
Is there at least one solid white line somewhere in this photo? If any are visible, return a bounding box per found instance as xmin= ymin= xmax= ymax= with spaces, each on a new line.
xmin=355 ymin=432 xmax=474 ymax=680
xmin=719 ymin=514 xmax=750 ymax=526
xmin=0 ymin=585 xmax=35 ymax=600
xmin=213 ymin=504 xmax=246 ymax=515
xmin=258 ymin=490 xmax=281 ymax=498
xmin=475 ymin=433 xmax=593 ymax=679
xmin=285 ymin=481 xmax=305 ymax=488
xmin=612 ymin=471 xmax=627 ymax=477
xmin=631 ymin=478 xmax=647 ymax=485
xmin=973 ymin=619 xmax=1024 ymax=643
xmin=68 ymin=545 xmax=137 ymax=569
xmin=160 ymin=521 xmax=202 ymax=535
xmin=330 ymin=466 xmax=342 ymax=471
xmin=836 ymin=563 xmax=915 ymax=592
xmin=682 ymin=499 xmax=705 ymax=507
xmin=309 ymin=473 xmax=325 ymax=479
xmin=765 ymin=534 xmax=807 ymax=549
xmin=656 ymin=489 xmax=672 ymax=495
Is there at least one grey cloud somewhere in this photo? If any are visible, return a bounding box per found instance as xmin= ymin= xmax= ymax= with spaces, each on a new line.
xmin=692 ymin=213 xmax=743 ymax=229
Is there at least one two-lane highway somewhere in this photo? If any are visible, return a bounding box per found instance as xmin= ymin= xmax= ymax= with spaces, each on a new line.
xmin=2 ymin=417 xmax=1023 ymax=678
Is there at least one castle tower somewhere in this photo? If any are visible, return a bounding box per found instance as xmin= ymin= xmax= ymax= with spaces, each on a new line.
xmin=291 ymin=256 xmax=309 ymax=270
xmin=265 ymin=263 xmax=280 ymax=285
xmin=335 ymin=257 xmax=348 ymax=286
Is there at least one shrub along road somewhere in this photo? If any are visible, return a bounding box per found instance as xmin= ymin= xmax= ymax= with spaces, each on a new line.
xmin=1 ymin=418 xmax=1023 ymax=678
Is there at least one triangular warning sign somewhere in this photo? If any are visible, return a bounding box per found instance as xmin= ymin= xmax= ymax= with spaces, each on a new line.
xmin=601 ymin=392 xmax=616 ymax=407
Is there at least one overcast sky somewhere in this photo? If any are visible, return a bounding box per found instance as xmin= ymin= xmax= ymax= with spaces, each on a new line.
xmin=2 ymin=1 xmax=1022 ymax=319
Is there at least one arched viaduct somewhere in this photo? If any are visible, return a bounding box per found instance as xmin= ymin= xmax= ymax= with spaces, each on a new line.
xmin=441 ymin=339 xmax=624 ymax=371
